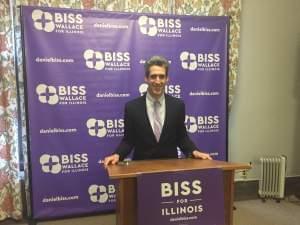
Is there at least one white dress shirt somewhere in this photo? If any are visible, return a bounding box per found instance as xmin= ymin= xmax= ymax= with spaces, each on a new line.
xmin=146 ymin=92 xmax=166 ymax=133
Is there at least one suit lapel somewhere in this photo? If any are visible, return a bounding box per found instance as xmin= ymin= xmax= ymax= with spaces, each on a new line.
xmin=159 ymin=94 xmax=170 ymax=143
xmin=140 ymin=95 xmax=157 ymax=142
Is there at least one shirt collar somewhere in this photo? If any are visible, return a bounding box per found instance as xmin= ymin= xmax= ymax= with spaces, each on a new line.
xmin=146 ymin=92 xmax=165 ymax=105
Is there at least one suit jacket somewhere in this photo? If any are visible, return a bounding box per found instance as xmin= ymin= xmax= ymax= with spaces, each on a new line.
xmin=114 ymin=94 xmax=197 ymax=160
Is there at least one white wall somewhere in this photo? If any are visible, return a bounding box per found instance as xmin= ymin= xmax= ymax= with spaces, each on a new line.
xmin=229 ymin=0 xmax=300 ymax=179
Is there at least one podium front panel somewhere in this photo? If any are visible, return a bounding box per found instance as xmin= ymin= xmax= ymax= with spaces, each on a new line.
xmin=137 ymin=169 xmax=225 ymax=225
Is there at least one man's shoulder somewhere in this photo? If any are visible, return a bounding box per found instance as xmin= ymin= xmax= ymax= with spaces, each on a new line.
xmin=125 ymin=95 xmax=145 ymax=108
xmin=165 ymin=94 xmax=184 ymax=106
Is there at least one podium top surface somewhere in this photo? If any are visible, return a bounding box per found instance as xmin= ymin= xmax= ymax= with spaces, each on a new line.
xmin=107 ymin=159 xmax=251 ymax=179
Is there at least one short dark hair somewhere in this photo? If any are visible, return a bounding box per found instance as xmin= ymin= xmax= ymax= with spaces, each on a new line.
xmin=144 ymin=55 xmax=169 ymax=77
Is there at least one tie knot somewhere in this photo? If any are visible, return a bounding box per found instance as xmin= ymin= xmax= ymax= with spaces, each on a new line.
xmin=154 ymin=100 xmax=160 ymax=108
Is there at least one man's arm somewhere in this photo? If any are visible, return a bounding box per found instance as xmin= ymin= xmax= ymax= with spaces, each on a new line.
xmin=104 ymin=103 xmax=134 ymax=166
xmin=177 ymin=101 xmax=212 ymax=160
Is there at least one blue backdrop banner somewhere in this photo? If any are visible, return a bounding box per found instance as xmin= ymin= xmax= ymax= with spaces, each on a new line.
xmin=21 ymin=5 xmax=228 ymax=219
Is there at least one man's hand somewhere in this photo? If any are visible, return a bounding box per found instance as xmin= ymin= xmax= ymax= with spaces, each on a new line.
xmin=192 ymin=150 xmax=212 ymax=160
xmin=104 ymin=154 xmax=120 ymax=168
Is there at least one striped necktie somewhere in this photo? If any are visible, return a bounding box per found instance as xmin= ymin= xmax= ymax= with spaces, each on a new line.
xmin=153 ymin=100 xmax=162 ymax=142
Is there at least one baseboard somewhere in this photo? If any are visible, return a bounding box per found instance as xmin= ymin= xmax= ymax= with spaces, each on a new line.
xmin=234 ymin=176 xmax=300 ymax=201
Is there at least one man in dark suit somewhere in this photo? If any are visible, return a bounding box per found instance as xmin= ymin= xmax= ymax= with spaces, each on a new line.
xmin=104 ymin=56 xmax=211 ymax=166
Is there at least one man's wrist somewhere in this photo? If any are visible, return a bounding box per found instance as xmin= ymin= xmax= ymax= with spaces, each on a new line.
xmin=113 ymin=153 xmax=120 ymax=159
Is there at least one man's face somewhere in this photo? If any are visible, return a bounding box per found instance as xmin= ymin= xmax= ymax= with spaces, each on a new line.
xmin=145 ymin=65 xmax=169 ymax=99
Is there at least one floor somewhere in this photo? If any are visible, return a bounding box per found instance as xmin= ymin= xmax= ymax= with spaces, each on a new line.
xmin=3 ymin=196 xmax=300 ymax=225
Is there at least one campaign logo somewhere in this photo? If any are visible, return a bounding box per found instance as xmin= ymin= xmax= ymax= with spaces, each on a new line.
xmin=138 ymin=16 xmax=157 ymax=36
xmin=86 ymin=118 xmax=124 ymax=138
xmin=160 ymin=179 xmax=203 ymax=217
xmin=88 ymin=184 xmax=116 ymax=204
xmin=139 ymin=174 xmax=206 ymax=223
xmin=185 ymin=115 xmax=220 ymax=133
xmin=32 ymin=9 xmax=55 ymax=32
xmin=180 ymin=51 xmax=221 ymax=72
xmin=83 ymin=50 xmax=131 ymax=71
xmin=138 ymin=16 xmax=182 ymax=38
xmin=138 ymin=83 xmax=148 ymax=95
xmin=39 ymin=153 xmax=88 ymax=174
xmin=31 ymin=9 xmax=84 ymax=34
xmin=36 ymin=84 xmax=59 ymax=105
xmin=36 ymin=84 xmax=87 ymax=105
xmin=138 ymin=83 xmax=182 ymax=98
xmin=40 ymin=154 xmax=61 ymax=174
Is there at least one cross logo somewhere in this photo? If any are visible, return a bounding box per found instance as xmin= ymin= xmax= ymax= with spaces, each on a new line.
xmin=36 ymin=84 xmax=59 ymax=105
xmin=88 ymin=185 xmax=109 ymax=203
xmin=180 ymin=51 xmax=198 ymax=71
xmin=40 ymin=154 xmax=61 ymax=174
xmin=185 ymin=115 xmax=198 ymax=133
xmin=138 ymin=83 xmax=148 ymax=96
xmin=138 ymin=16 xmax=157 ymax=36
xmin=32 ymin=9 xmax=55 ymax=32
xmin=86 ymin=118 xmax=107 ymax=138
xmin=83 ymin=49 xmax=105 ymax=70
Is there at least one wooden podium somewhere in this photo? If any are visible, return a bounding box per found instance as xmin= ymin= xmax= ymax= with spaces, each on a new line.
xmin=107 ymin=159 xmax=250 ymax=225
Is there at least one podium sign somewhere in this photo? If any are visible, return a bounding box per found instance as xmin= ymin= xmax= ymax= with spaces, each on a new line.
xmin=137 ymin=169 xmax=225 ymax=225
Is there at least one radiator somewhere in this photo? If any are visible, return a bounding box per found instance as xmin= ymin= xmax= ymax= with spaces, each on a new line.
xmin=258 ymin=156 xmax=286 ymax=199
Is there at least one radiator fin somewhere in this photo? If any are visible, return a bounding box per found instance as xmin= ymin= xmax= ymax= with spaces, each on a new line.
xmin=258 ymin=156 xmax=286 ymax=199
